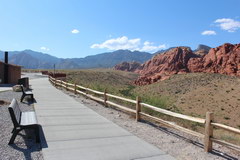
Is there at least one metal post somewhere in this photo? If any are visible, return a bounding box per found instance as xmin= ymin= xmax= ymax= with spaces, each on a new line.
xmin=4 ymin=52 xmax=9 ymax=83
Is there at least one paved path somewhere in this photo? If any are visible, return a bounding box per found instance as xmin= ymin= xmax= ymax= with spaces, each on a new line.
xmin=0 ymin=87 xmax=12 ymax=92
xmin=31 ymin=78 xmax=175 ymax=160
xmin=0 ymin=84 xmax=13 ymax=92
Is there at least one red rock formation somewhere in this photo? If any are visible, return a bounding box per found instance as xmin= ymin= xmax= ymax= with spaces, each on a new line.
xmin=114 ymin=61 xmax=142 ymax=72
xmin=134 ymin=43 xmax=240 ymax=85
xmin=134 ymin=47 xmax=198 ymax=85
xmin=188 ymin=43 xmax=240 ymax=75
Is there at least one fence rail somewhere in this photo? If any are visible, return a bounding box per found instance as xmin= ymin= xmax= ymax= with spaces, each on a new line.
xmin=49 ymin=76 xmax=240 ymax=153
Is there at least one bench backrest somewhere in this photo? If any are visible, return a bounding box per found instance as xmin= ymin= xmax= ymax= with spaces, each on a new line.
xmin=8 ymin=99 xmax=21 ymax=127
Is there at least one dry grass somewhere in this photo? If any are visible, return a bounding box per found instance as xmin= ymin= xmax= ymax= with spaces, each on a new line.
xmin=25 ymin=69 xmax=240 ymax=145
xmin=133 ymin=73 xmax=240 ymax=144
xmin=65 ymin=69 xmax=138 ymax=95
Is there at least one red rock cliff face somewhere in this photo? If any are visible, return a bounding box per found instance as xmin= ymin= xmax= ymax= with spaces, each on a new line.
xmin=134 ymin=47 xmax=199 ymax=85
xmin=135 ymin=43 xmax=240 ymax=85
xmin=188 ymin=43 xmax=240 ymax=76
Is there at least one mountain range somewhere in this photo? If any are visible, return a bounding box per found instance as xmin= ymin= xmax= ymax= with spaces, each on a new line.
xmin=0 ymin=44 xmax=210 ymax=69
xmin=0 ymin=49 xmax=153 ymax=69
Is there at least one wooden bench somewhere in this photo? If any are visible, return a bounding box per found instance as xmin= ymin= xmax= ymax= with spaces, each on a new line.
xmin=8 ymin=99 xmax=40 ymax=144
xmin=20 ymin=85 xmax=34 ymax=102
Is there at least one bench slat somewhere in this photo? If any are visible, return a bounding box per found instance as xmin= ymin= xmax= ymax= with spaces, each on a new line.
xmin=9 ymin=99 xmax=21 ymax=124
xmin=20 ymin=112 xmax=38 ymax=125
xmin=8 ymin=98 xmax=40 ymax=144
xmin=25 ymin=91 xmax=33 ymax=94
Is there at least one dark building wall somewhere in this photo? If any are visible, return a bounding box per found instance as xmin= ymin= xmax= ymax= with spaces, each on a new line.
xmin=0 ymin=62 xmax=4 ymax=83
xmin=0 ymin=61 xmax=21 ymax=84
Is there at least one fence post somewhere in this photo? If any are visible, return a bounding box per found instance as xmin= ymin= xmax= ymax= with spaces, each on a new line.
xmin=136 ymin=96 xmax=141 ymax=121
xmin=65 ymin=82 xmax=68 ymax=91
xmin=104 ymin=89 xmax=108 ymax=107
xmin=54 ymin=78 xmax=56 ymax=86
xmin=74 ymin=83 xmax=77 ymax=94
xmin=86 ymin=85 xmax=89 ymax=96
xmin=204 ymin=112 xmax=214 ymax=152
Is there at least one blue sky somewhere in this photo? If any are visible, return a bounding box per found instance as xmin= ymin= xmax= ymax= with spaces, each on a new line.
xmin=0 ymin=0 xmax=239 ymax=58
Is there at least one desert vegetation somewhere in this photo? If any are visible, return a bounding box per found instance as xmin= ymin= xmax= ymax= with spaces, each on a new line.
xmin=25 ymin=68 xmax=240 ymax=145
xmin=67 ymin=69 xmax=240 ymax=144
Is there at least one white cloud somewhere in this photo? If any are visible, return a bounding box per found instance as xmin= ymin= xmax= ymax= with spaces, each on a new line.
xmin=40 ymin=46 xmax=50 ymax=51
xmin=201 ymin=30 xmax=216 ymax=35
xmin=214 ymin=18 xmax=240 ymax=32
xmin=91 ymin=36 xmax=166 ymax=52
xmin=140 ymin=41 xmax=167 ymax=52
xmin=91 ymin=36 xmax=140 ymax=50
xmin=71 ymin=29 xmax=79 ymax=34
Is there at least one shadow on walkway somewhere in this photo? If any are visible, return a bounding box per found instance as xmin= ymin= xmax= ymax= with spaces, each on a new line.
xmin=21 ymin=98 xmax=37 ymax=105
xmin=9 ymin=125 xmax=48 ymax=160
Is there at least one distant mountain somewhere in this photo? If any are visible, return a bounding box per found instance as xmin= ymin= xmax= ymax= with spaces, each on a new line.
xmin=193 ymin=44 xmax=211 ymax=57
xmin=0 ymin=50 xmax=19 ymax=59
xmin=194 ymin=44 xmax=211 ymax=51
xmin=0 ymin=45 xmax=211 ymax=69
xmin=0 ymin=50 xmax=60 ymax=69
xmin=71 ymin=50 xmax=153 ymax=68
xmin=0 ymin=49 xmax=153 ymax=69
xmin=9 ymin=52 xmax=53 ymax=69
xmin=21 ymin=49 xmax=61 ymax=64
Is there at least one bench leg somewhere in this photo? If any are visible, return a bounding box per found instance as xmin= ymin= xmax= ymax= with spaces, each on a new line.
xmin=34 ymin=126 xmax=40 ymax=143
xmin=31 ymin=95 xmax=34 ymax=102
xmin=9 ymin=129 xmax=22 ymax=144
xmin=11 ymin=128 xmax=16 ymax=133
xmin=20 ymin=94 xmax=25 ymax=102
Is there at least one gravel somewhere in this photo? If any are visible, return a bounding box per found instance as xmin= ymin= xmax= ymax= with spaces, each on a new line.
xmin=60 ymin=87 xmax=240 ymax=160
xmin=0 ymin=90 xmax=43 ymax=160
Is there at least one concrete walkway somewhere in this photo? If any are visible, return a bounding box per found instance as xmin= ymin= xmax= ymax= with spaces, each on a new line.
xmin=31 ymin=78 xmax=175 ymax=160
xmin=0 ymin=84 xmax=13 ymax=92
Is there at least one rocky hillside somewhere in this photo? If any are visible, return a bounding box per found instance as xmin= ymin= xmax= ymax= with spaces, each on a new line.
xmin=114 ymin=61 xmax=142 ymax=72
xmin=188 ymin=43 xmax=240 ymax=75
xmin=134 ymin=43 xmax=240 ymax=85
xmin=134 ymin=47 xmax=199 ymax=85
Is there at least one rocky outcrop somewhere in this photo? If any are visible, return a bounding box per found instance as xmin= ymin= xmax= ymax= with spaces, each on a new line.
xmin=188 ymin=43 xmax=240 ymax=75
xmin=134 ymin=47 xmax=199 ymax=85
xmin=114 ymin=61 xmax=142 ymax=72
xmin=134 ymin=43 xmax=240 ymax=85
xmin=12 ymin=85 xmax=21 ymax=92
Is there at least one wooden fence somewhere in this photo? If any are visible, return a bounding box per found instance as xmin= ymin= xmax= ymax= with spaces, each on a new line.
xmin=49 ymin=76 xmax=240 ymax=152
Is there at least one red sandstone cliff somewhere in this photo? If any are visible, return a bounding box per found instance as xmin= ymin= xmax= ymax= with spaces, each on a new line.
xmin=188 ymin=43 xmax=240 ymax=75
xmin=134 ymin=43 xmax=240 ymax=85
xmin=134 ymin=47 xmax=198 ymax=85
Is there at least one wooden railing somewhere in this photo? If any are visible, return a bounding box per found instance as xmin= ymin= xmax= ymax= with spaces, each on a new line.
xmin=49 ymin=76 xmax=240 ymax=152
